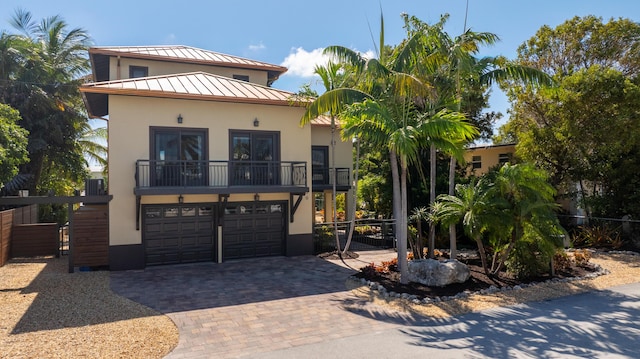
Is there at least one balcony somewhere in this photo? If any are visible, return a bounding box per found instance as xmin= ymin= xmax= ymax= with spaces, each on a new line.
xmin=312 ymin=167 xmax=351 ymax=192
xmin=135 ymin=160 xmax=308 ymax=195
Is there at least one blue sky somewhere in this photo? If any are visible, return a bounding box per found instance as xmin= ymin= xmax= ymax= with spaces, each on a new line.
xmin=2 ymin=0 xmax=639 ymax=127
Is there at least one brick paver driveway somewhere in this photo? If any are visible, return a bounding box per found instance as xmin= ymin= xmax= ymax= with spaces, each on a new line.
xmin=110 ymin=254 xmax=413 ymax=358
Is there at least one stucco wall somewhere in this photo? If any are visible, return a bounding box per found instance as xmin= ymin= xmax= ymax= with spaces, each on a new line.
xmin=108 ymin=95 xmax=311 ymax=246
xmin=463 ymin=144 xmax=516 ymax=176
xmin=108 ymin=57 xmax=269 ymax=85
xmin=311 ymin=125 xmax=354 ymax=171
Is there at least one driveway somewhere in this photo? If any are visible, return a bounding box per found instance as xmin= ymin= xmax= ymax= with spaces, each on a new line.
xmin=109 ymin=254 xmax=414 ymax=358
xmin=111 ymin=254 xmax=640 ymax=359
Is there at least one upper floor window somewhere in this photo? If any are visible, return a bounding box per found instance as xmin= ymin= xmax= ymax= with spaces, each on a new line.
xmin=130 ymin=66 xmax=149 ymax=78
xmin=498 ymin=153 xmax=511 ymax=164
xmin=233 ymin=74 xmax=250 ymax=82
xmin=472 ymin=155 xmax=482 ymax=169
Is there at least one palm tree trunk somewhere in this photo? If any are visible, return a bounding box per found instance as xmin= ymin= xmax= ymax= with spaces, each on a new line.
xmin=475 ymin=236 xmax=490 ymax=276
xmin=399 ymin=156 xmax=409 ymax=284
xmin=389 ymin=149 xmax=405 ymax=282
xmin=428 ymin=144 xmax=436 ymax=259
xmin=331 ymin=117 xmax=340 ymax=255
xmin=449 ymin=156 xmax=457 ymax=260
xmin=342 ymin=137 xmax=360 ymax=255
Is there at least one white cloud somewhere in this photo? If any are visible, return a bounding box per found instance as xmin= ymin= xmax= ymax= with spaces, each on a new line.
xmin=248 ymin=42 xmax=266 ymax=51
xmin=280 ymin=47 xmax=329 ymax=77
xmin=280 ymin=47 xmax=377 ymax=77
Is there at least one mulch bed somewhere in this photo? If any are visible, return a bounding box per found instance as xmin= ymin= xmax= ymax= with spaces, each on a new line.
xmin=354 ymin=255 xmax=598 ymax=299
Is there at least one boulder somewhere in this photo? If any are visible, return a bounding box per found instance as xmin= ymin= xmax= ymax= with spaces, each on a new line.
xmin=407 ymin=259 xmax=470 ymax=287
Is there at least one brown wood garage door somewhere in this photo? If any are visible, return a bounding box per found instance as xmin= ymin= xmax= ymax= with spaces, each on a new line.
xmin=143 ymin=204 xmax=215 ymax=265
xmin=222 ymin=201 xmax=286 ymax=260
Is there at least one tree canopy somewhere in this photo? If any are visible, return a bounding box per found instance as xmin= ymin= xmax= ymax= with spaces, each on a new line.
xmin=0 ymin=9 xmax=94 ymax=194
xmin=500 ymin=16 xmax=640 ymax=218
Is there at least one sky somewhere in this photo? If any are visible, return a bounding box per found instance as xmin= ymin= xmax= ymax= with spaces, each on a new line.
xmin=1 ymin=0 xmax=639 ymax=130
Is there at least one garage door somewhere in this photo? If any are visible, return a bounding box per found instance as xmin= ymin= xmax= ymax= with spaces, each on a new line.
xmin=143 ymin=204 xmax=215 ymax=265
xmin=223 ymin=201 xmax=286 ymax=260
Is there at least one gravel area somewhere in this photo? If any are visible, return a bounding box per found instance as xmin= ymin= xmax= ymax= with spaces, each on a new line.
xmin=346 ymin=251 xmax=640 ymax=318
xmin=0 ymin=257 xmax=178 ymax=359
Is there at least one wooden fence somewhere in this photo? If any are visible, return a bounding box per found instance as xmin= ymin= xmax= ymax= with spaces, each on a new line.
xmin=72 ymin=204 xmax=109 ymax=267
xmin=11 ymin=223 xmax=59 ymax=257
xmin=0 ymin=205 xmax=40 ymax=267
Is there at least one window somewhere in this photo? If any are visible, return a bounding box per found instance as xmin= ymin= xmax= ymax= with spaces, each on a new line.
xmin=229 ymin=130 xmax=280 ymax=185
xmin=129 ymin=66 xmax=149 ymax=78
xmin=233 ymin=74 xmax=250 ymax=82
xmin=472 ymin=155 xmax=482 ymax=169
xmin=498 ymin=153 xmax=511 ymax=164
xmin=312 ymin=146 xmax=329 ymax=184
xmin=151 ymin=127 xmax=208 ymax=186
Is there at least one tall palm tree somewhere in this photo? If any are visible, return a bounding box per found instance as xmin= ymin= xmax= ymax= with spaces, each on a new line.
xmin=2 ymin=9 xmax=93 ymax=192
xmin=403 ymin=14 xmax=554 ymax=259
xmin=313 ymin=61 xmax=345 ymax=255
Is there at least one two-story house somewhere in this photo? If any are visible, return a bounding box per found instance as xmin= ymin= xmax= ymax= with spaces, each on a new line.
xmin=80 ymin=45 xmax=352 ymax=270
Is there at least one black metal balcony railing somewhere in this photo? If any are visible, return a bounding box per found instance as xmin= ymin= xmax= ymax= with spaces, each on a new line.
xmin=135 ymin=160 xmax=307 ymax=189
xmin=312 ymin=167 xmax=350 ymax=188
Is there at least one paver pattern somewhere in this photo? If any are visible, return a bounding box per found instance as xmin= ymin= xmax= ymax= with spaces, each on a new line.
xmin=110 ymin=254 xmax=413 ymax=358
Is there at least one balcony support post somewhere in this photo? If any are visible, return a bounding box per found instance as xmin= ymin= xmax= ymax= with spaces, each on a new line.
xmin=135 ymin=195 xmax=142 ymax=230
xmin=290 ymin=192 xmax=304 ymax=223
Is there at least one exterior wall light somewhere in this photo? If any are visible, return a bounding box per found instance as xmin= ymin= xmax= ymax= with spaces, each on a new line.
xmin=254 ymin=193 xmax=260 ymax=201
xmin=177 ymin=114 xmax=183 ymax=123
xmin=253 ymin=118 xmax=259 ymax=127
xmin=178 ymin=194 xmax=184 ymax=203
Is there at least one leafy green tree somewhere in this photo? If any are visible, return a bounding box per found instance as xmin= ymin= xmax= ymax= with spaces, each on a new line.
xmin=486 ymin=163 xmax=565 ymax=277
xmin=503 ymin=16 xmax=640 ymax=218
xmin=402 ymin=14 xmax=552 ymax=259
xmin=0 ymin=103 xmax=29 ymax=185
xmin=0 ymin=9 xmax=93 ymax=194
xmin=434 ymin=163 xmax=565 ymax=278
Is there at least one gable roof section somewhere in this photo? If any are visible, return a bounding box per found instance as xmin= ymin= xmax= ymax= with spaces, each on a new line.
xmin=89 ymin=45 xmax=287 ymax=82
xmin=310 ymin=115 xmax=343 ymax=128
xmin=80 ymin=71 xmax=307 ymax=118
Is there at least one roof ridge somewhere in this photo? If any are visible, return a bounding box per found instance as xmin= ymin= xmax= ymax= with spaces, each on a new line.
xmin=84 ymin=71 xmax=295 ymax=94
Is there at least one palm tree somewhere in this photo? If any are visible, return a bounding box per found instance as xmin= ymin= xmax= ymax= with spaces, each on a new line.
xmin=486 ymin=163 xmax=564 ymax=276
xmin=302 ymin=14 xmax=478 ymax=283
xmin=2 ymin=9 xmax=93 ymax=192
xmin=403 ymin=14 xmax=554 ymax=259
xmin=312 ymin=61 xmax=347 ymax=255
xmin=432 ymin=179 xmax=505 ymax=275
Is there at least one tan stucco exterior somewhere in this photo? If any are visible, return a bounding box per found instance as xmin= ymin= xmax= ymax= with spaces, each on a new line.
xmin=108 ymin=95 xmax=311 ymax=246
xmin=109 ymin=57 xmax=269 ymax=85
xmin=463 ymin=144 xmax=516 ymax=176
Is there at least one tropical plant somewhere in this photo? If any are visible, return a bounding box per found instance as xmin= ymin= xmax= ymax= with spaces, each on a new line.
xmin=402 ymin=14 xmax=553 ymax=260
xmin=0 ymin=103 xmax=29 ymax=186
xmin=0 ymin=9 xmax=93 ymax=194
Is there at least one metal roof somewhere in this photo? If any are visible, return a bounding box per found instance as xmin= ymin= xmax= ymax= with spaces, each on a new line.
xmin=80 ymin=71 xmax=308 ymax=118
xmin=89 ymin=45 xmax=288 ymax=74
xmin=310 ymin=115 xmax=343 ymax=127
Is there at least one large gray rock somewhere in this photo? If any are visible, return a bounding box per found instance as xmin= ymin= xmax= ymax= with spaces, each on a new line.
xmin=407 ymin=259 xmax=470 ymax=287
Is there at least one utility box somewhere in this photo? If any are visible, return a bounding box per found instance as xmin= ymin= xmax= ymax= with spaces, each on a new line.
xmin=85 ymin=178 xmax=105 ymax=195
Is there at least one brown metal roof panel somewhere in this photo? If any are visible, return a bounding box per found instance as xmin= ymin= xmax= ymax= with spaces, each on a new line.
xmin=157 ymin=77 xmax=176 ymax=92
xmin=205 ymin=75 xmax=236 ymax=97
xmin=168 ymin=76 xmax=187 ymax=94
xmin=190 ymin=73 xmax=215 ymax=95
xmin=146 ymin=79 xmax=163 ymax=92
xmin=176 ymin=75 xmax=200 ymax=94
